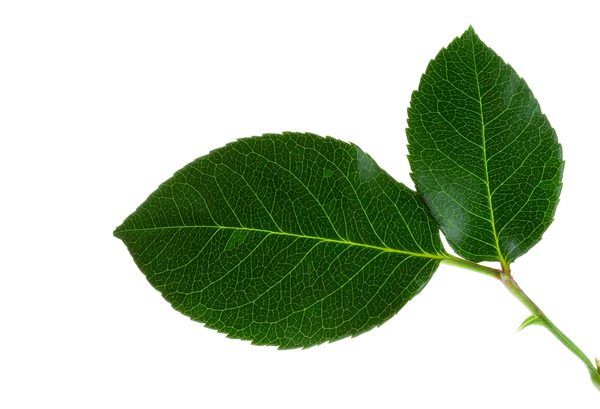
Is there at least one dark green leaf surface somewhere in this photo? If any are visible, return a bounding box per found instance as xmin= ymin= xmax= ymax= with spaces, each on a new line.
xmin=115 ymin=133 xmax=445 ymax=348
xmin=407 ymin=27 xmax=563 ymax=265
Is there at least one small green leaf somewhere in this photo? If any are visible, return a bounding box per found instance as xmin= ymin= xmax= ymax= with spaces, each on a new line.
xmin=115 ymin=132 xmax=446 ymax=348
xmin=518 ymin=314 xmax=545 ymax=331
xmin=407 ymin=27 xmax=563 ymax=265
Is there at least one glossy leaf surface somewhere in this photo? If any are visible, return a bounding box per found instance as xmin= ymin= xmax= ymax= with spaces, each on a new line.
xmin=115 ymin=133 xmax=445 ymax=348
xmin=407 ymin=27 xmax=563 ymax=265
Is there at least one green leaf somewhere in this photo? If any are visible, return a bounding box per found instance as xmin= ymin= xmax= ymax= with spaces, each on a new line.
xmin=407 ymin=27 xmax=563 ymax=266
xmin=518 ymin=314 xmax=545 ymax=331
xmin=115 ymin=132 xmax=446 ymax=348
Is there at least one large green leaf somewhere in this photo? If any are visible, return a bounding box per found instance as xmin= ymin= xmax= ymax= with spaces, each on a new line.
xmin=115 ymin=132 xmax=445 ymax=348
xmin=407 ymin=27 xmax=563 ymax=266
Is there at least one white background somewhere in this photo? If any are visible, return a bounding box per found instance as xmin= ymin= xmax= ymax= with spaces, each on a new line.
xmin=1 ymin=1 xmax=599 ymax=407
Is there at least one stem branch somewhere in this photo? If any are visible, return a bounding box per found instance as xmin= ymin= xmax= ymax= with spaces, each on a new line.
xmin=442 ymin=256 xmax=502 ymax=279
xmin=500 ymin=271 xmax=600 ymax=391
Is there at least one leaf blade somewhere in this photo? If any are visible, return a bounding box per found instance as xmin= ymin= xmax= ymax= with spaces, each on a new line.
xmin=407 ymin=27 xmax=563 ymax=264
xmin=115 ymin=132 xmax=445 ymax=348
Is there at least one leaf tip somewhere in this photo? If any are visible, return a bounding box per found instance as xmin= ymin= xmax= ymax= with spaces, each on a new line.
xmin=113 ymin=223 xmax=125 ymax=239
xmin=463 ymin=25 xmax=479 ymax=40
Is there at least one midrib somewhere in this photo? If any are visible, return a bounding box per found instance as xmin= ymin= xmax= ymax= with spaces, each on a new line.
xmin=116 ymin=224 xmax=447 ymax=261
xmin=471 ymin=35 xmax=506 ymax=267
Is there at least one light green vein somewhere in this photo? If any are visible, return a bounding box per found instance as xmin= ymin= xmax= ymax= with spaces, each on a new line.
xmin=470 ymin=33 xmax=507 ymax=269
xmin=116 ymin=224 xmax=448 ymax=261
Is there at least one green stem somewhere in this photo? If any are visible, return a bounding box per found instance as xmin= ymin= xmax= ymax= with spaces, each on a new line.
xmin=442 ymin=256 xmax=502 ymax=279
xmin=443 ymin=255 xmax=598 ymax=390
xmin=500 ymin=270 xmax=600 ymax=391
